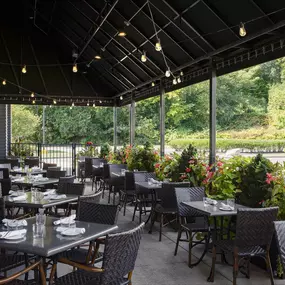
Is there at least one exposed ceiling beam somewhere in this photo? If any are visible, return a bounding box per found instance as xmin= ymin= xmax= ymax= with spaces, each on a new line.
xmin=250 ymin=0 xmax=275 ymax=25
xmin=76 ymin=0 xmax=118 ymax=62
xmin=1 ymin=33 xmax=21 ymax=94
xmin=160 ymin=0 xmax=216 ymax=51
xmin=115 ymin=19 xmax=285 ymax=97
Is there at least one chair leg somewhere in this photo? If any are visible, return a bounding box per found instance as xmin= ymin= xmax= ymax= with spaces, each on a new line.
xmin=159 ymin=213 xmax=163 ymax=241
xmin=148 ymin=211 xmax=156 ymax=234
xmin=139 ymin=201 xmax=142 ymax=224
xmin=101 ymin=181 xmax=105 ymax=198
xmin=233 ymin=250 xmax=239 ymax=285
xmin=128 ymin=271 xmax=133 ymax=285
xmin=174 ymin=226 xmax=182 ymax=256
xmin=108 ymin=186 xmax=112 ymax=204
xmin=266 ymin=250 xmax=275 ymax=285
xmin=188 ymin=231 xmax=193 ymax=268
xmin=207 ymin=245 xmax=217 ymax=282
xmin=123 ymin=194 xmax=127 ymax=216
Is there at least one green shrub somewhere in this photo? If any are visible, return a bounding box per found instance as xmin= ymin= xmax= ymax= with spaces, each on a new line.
xmin=169 ymin=139 xmax=285 ymax=152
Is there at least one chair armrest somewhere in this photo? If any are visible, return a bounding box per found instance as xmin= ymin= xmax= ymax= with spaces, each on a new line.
xmin=58 ymin=257 xmax=104 ymax=273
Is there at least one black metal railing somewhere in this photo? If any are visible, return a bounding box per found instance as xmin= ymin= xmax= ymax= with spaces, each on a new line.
xmin=9 ymin=143 xmax=86 ymax=175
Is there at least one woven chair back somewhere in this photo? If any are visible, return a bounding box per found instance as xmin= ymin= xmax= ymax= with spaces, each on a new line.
xmin=42 ymin=163 xmax=57 ymax=170
xmin=24 ymin=158 xmax=39 ymax=168
xmin=0 ymin=197 xmax=4 ymax=220
xmin=47 ymin=170 xmax=66 ymax=178
xmin=274 ymin=221 xmax=285 ymax=273
xmin=0 ymin=178 xmax=12 ymax=196
xmin=58 ymin=183 xmax=85 ymax=195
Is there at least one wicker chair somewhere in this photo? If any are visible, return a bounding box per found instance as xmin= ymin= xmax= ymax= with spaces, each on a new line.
xmin=148 ymin=182 xmax=190 ymax=241
xmin=274 ymin=221 xmax=285 ymax=274
xmin=80 ymin=158 xmax=93 ymax=183
xmin=132 ymin=172 xmax=156 ymax=223
xmin=60 ymin=200 xmax=119 ymax=266
xmin=56 ymin=223 xmax=144 ymax=285
xmin=42 ymin=163 xmax=57 ymax=170
xmin=100 ymin=164 xmax=110 ymax=199
xmin=0 ymin=178 xmax=12 ymax=196
xmin=46 ymin=170 xmax=66 ymax=179
xmin=24 ymin=158 xmax=39 ymax=168
xmin=108 ymin=164 xmax=127 ymax=204
xmin=92 ymin=159 xmax=107 ymax=192
xmin=208 ymin=207 xmax=278 ymax=285
xmin=174 ymin=187 xmax=211 ymax=267
xmin=5 ymin=158 xmax=20 ymax=168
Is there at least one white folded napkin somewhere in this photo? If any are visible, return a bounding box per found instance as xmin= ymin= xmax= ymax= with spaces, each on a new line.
xmin=13 ymin=178 xmax=25 ymax=182
xmin=0 ymin=229 xmax=27 ymax=239
xmin=2 ymin=219 xmax=27 ymax=227
xmin=11 ymin=195 xmax=26 ymax=201
xmin=43 ymin=189 xmax=56 ymax=196
xmin=56 ymin=227 xmax=85 ymax=234
xmin=9 ymin=190 xmax=21 ymax=197
xmin=49 ymin=194 xmax=67 ymax=200
xmin=220 ymin=202 xmax=234 ymax=211
xmin=205 ymin=198 xmax=218 ymax=205
xmin=53 ymin=214 xmax=76 ymax=225
xmin=149 ymin=178 xmax=161 ymax=184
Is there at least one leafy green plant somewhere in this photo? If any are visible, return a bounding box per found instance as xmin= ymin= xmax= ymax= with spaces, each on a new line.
xmin=77 ymin=142 xmax=99 ymax=158
xmin=108 ymin=146 xmax=128 ymax=164
xmin=100 ymin=143 xmax=110 ymax=159
xmin=154 ymin=154 xmax=174 ymax=181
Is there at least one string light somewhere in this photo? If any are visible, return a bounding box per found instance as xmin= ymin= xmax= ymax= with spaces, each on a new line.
xmin=93 ymin=103 xmax=96 ymax=107
xmin=239 ymin=22 xmax=246 ymax=37
xmin=177 ymin=77 xmax=181 ymax=83
xmin=180 ymin=71 xmax=184 ymax=76
xmin=32 ymin=100 xmax=35 ymax=104
xmin=72 ymin=102 xmax=74 ymax=107
xmin=31 ymin=92 xmax=35 ymax=98
xmin=151 ymin=82 xmax=155 ymax=87
xmin=141 ymin=51 xmax=147 ymax=62
xmin=99 ymin=100 xmax=102 ymax=104
xmin=173 ymin=78 xmax=177 ymax=85
xmin=2 ymin=79 xmax=6 ymax=85
xmin=94 ymin=55 xmax=101 ymax=60
xmin=70 ymin=106 xmax=72 ymax=110
xmin=155 ymin=38 xmax=162 ymax=51
xmin=72 ymin=64 xmax=78 ymax=73
xmin=22 ymin=65 xmax=27 ymax=73
xmin=53 ymin=99 xmax=57 ymax=104
xmin=120 ymin=95 xmax=123 ymax=100
xmin=165 ymin=69 xmax=171 ymax=77
xmin=87 ymin=102 xmax=89 ymax=106
xmin=118 ymin=31 xmax=127 ymax=37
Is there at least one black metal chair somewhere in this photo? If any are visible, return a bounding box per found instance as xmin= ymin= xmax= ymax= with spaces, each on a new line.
xmin=46 ymin=170 xmax=66 ymax=179
xmin=274 ymin=221 xmax=285 ymax=274
xmin=0 ymin=168 xmax=10 ymax=179
xmin=60 ymin=201 xmax=119 ymax=266
xmin=56 ymin=223 xmax=144 ymax=285
xmin=108 ymin=164 xmax=127 ymax=205
xmin=148 ymin=182 xmax=190 ymax=241
xmin=5 ymin=157 xmax=20 ymax=168
xmin=80 ymin=157 xmax=93 ymax=182
xmin=0 ymin=178 xmax=12 ymax=196
xmin=174 ymin=187 xmax=211 ymax=267
xmin=42 ymin=162 xmax=57 ymax=170
xmin=92 ymin=159 xmax=107 ymax=192
xmin=58 ymin=175 xmax=75 ymax=184
xmin=100 ymin=164 xmax=110 ymax=199
xmin=208 ymin=207 xmax=278 ymax=285
xmin=132 ymin=172 xmax=156 ymax=223
xmin=24 ymin=157 xmax=39 ymax=168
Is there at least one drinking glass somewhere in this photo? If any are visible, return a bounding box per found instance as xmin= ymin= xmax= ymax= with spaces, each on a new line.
xmin=31 ymin=187 xmax=37 ymax=198
xmin=36 ymin=213 xmax=46 ymax=225
xmin=121 ymin=169 xmax=126 ymax=175
xmin=203 ymin=197 xmax=207 ymax=207
xmin=100 ymin=162 xmax=104 ymax=167
xmin=33 ymin=224 xmax=45 ymax=238
xmin=24 ymin=165 xmax=29 ymax=172
xmin=17 ymin=189 xmax=25 ymax=197
xmin=148 ymin=178 xmax=152 ymax=185
xmin=227 ymin=198 xmax=235 ymax=209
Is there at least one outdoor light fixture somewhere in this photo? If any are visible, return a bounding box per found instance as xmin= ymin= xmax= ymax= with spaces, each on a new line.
xmin=239 ymin=22 xmax=246 ymax=37
xmin=87 ymin=102 xmax=90 ymax=106
xmin=53 ymin=99 xmax=57 ymax=104
xmin=31 ymin=92 xmax=35 ymax=98
xmin=120 ymin=95 xmax=123 ymax=100
xmin=2 ymin=79 xmax=6 ymax=85
xmin=180 ymin=71 xmax=184 ymax=76
xmin=165 ymin=69 xmax=171 ymax=77
xmin=72 ymin=64 xmax=78 ymax=73
xmin=99 ymin=100 xmax=102 ymax=104
xmin=173 ymin=78 xmax=177 ymax=85
xmin=141 ymin=51 xmax=147 ymax=62
xmin=155 ymin=39 xmax=162 ymax=51
xmin=72 ymin=102 xmax=74 ymax=107
xmin=177 ymin=77 xmax=181 ymax=83
xmin=22 ymin=65 xmax=27 ymax=73
xmin=118 ymin=31 xmax=127 ymax=37
xmin=151 ymin=82 xmax=155 ymax=87
xmin=32 ymin=100 xmax=35 ymax=104
xmin=70 ymin=106 xmax=72 ymax=110
xmin=95 ymin=55 xmax=101 ymax=60
xmin=93 ymin=103 xmax=96 ymax=107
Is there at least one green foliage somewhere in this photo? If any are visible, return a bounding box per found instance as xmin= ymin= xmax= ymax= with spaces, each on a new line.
xmin=126 ymin=143 xmax=159 ymax=172
xmin=77 ymin=142 xmax=99 ymax=158
xmin=100 ymin=143 xmax=111 ymax=159
xmin=108 ymin=146 xmax=129 ymax=164
xmin=12 ymin=105 xmax=40 ymax=142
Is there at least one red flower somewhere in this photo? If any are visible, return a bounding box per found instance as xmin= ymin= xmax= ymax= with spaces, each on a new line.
xmin=155 ymin=163 xmax=160 ymax=169
xmin=217 ymin=161 xmax=223 ymax=167
xmin=202 ymin=179 xmax=208 ymax=185
xmin=180 ymin=174 xmax=187 ymax=180
xmin=185 ymin=167 xmax=191 ymax=173
xmin=265 ymin=173 xmax=276 ymax=184
xmin=258 ymin=200 xmax=265 ymax=205
xmin=86 ymin=141 xmax=93 ymax=146
xmin=206 ymin=171 xmax=214 ymax=179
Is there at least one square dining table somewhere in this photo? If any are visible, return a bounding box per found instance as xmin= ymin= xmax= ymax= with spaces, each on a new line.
xmin=11 ymin=177 xmax=59 ymax=188
xmin=10 ymin=169 xmax=47 ymax=176
xmin=0 ymin=216 xmax=118 ymax=257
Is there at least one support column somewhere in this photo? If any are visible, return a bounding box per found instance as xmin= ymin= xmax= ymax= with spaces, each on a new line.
xmin=160 ymin=82 xmax=165 ymax=157
xmin=42 ymin=106 xmax=46 ymax=144
xmin=6 ymin=104 xmax=11 ymax=154
xmin=0 ymin=104 xmax=8 ymax=158
xmin=113 ymin=106 xmax=117 ymax=151
xmin=129 ymin=99 xmax=135 ymax=146
xmin=209 ymin=59 xmax=217 ymax=165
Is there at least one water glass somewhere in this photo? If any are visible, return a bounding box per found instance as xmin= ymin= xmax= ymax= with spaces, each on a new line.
xmin=121 ymin=169 xmax=126 ymax=175
xmin=148 ymin=178 xmax=152 ymax=185
xmin=33 ymin=224 xmax=45 ymax=238
xmin=31 ymin=187 xmax=38 ymax=197
xmin=134 ymin=169 xmax=138 ymax=172
xmin=36 ymin=213 xmax=46 ymax=225
xmin=100 ymin=162 xmax=104 ymax=167
xmin=227 ymin=198 xmax=235 ymax=209
xmin=17 ymin=189 xmax=25 ymax=196
xmin=24 ymin=165 xmax=29 ymax=172
xmin=203 ymin=197 xmax=208 ymax=207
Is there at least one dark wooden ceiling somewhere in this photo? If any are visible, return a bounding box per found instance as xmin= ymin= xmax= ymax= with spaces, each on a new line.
xmin=0 ymin=0 xmax=285 ymax=106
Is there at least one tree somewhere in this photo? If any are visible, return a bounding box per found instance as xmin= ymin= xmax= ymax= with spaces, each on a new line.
xmin=12 ymin=105 xmax=40 ymax=142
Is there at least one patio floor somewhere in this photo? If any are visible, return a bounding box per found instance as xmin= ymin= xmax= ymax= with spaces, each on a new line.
xmin=55 ymin=182 xmax=284 ymax=285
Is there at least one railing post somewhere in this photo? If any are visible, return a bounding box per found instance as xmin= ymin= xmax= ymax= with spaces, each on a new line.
xmin=38 ymin=143 xmax=42 ymax=166
xmin=160 ymin=81 xmax=165 ymax=157
xmin=130 ymin=99 xmax=135 ymax=146
xmin=72 ymin=143 xmax=76 ymax=176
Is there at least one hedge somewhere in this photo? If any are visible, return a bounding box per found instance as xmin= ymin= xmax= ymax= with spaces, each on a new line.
xmin=168 ymin=139 xmax=285 ymax=152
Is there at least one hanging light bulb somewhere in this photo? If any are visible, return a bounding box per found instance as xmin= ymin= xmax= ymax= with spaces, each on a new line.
xmin=70 ymin=106 xmax=73 ymax=110
xmin=155 ymin=38 xmax=162 ymax=51
xmin=141 ymin=51 xmax=147 ymax=62
xmin=22 ymin=65 xmax=27 ymax=73
xmin=151 ymin=82 xmax=155 ymax=87
xmin=239 ymin=22 xmax=246 ymax=37
xmin=32 ymin=100 xmax=35 ymax=104
xmin=173 ymin=78 xmax=177 ymax=85
xmin=99 ymin=100 xmax=102 ymax=104
xmin=94 ymin=55 xmax=102 ymax=60
xmin=87 ymin=102 xmax=90 ymax=106
xmin=49 ymin=105 xmax=52 ymax=108
xmin=120 ymin=95 xmax=123 ymax=100
xmin=93 ymin=103 xmax=96 ymax=107
xmin=118 ymin=31 xmax=127 ymax=37
xmin=2 ymin=79 xmax=6 ymax=85
xmin=180 ymin=71 xmax=184 ymax=76
xmin=72 ymin=64 xmax=78 ymax=73
xmin=165 ymin=69 xmax=171 ymax=77
xmin=31 ymin=92 xmax=35 ymax=98
xmin=72 ymin=102 xmax=74 ymax=107
xmin=177 ymin=77 xmax=181 ymax=83
xmin=53 ymin=99 xmax=57 ymax=104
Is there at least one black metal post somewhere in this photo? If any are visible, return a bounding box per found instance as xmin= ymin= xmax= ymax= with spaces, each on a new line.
xmin=209 ymin=59 xmax=217 ymax=165
xmin=72 ymin=143 xmax=76 ymax=176
xmin=113 ymin=106 xmax=117 ymax=151
xmin=6 ymin=104 xmax=11 ymax=155
xmin=130 ymin=99 xmax=135 ymax=146
xmin=160 ymin=82 xmax=165 ymax=157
